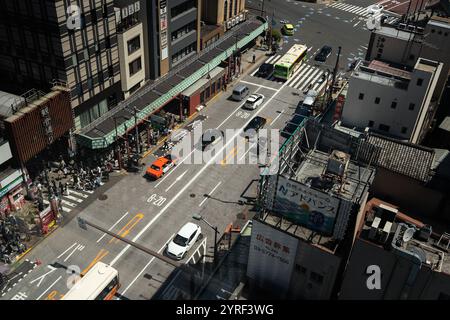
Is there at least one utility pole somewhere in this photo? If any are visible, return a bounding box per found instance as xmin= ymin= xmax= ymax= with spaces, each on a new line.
xmin=327 ymin=46 xmax=342 ymax=107
xmin=133 ymin=107 xmax=140 ymax=155
xmin=113 ymin=117 xmax=122 ymax=169
xmin=77 ymin=217 xmax=181 ymax=268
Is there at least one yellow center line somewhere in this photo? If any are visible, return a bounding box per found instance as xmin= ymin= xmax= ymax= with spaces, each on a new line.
xmin=220 ymin=146 xmax=238 ymax=166
xmin=109 ymin=213 xmax=144 ymax=244
xmin=82 ymin=248 xmax=109 ymax=275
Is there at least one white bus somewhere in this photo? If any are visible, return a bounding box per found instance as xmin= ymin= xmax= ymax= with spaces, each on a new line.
xmin=62 ymin=262 xmax=120 ymax=300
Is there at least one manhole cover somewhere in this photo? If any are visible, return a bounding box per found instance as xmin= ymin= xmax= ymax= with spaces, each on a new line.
xmin=190 ymin=193 xmax=196 ymax=198
xmin=98 ymin=194 xmax=108 ymax=201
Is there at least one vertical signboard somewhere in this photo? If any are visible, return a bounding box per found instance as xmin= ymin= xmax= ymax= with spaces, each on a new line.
xmin=160 ymin=0 xmax=168 ymax=60
xmin=247 ymin=220 xmax=298 ymax=292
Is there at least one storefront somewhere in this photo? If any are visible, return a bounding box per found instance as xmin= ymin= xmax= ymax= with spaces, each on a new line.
xmin=0 ymin=174 xmax=24 ymax=219
xmin=181 ymin=66 xmax=226 ymax=116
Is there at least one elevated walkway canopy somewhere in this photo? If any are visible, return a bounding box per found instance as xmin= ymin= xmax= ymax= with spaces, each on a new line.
xmin=76 ymin=17 xmax=268 ymax=150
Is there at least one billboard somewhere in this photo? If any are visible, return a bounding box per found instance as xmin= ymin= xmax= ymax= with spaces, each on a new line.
xmin=268 ymin=175 xmax=340 ymax=235
xmin=247 ymin=220 xmax=298 ymax=292
xmin=160 ymin=0 xmax=168 ymax=60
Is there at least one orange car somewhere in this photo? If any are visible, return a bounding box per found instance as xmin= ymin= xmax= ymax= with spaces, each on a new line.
xmin=145 ymin=155 xmax=176 ymax=180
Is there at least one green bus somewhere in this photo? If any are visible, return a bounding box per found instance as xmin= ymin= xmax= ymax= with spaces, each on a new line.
xmin=274 ymin=44 xmax=308 ymax=81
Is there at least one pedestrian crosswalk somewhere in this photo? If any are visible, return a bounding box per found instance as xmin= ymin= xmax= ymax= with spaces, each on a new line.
xmin=43 ymin=187 xmax=95 ymax=213
xmin=328 ymin=2 xmax=372 ymax=17
xmin=252 ymin=53 xmax=332 ymax=93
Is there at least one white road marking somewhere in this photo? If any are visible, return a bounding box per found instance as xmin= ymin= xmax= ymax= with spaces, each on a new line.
xmin=61 ymin=199 xmax=76 ymax=208
xmin=37 ymin=276 xmax=62 ymax=300
xmin=30 ymin=265 xmax=57 ymax=288
xmin=117 ymin=233 xmax=175 ymax=297
xmin=68 ymin=189 xmax=88 ymax=198
xmin=165 ymin=169 xmax=188 ymax=192
xmin=64 ymin=195 xmax=83 ymax=203
xmin=238 ymin=80 xmax=278 ymax=91
xmin=353 ymin=21 xmax=361 ymax=27
xmin=108 ymin=59 xmax=307 ymax=268
xmin=199 ymin=181 xmax=222 ymax=207
xmin=271 ymin=109 xmax=285 ymax=126
xmin=56 ymin=243 xmax=77 ymax=259
xmin=238 ymin=142 xmax=257 ymax=162
xmin=63 ymin=244 xmax=83 ymax=262
xmin=97 ymin=211 xmax=130 ymax=243
xmin=62 ymin=207 xmax=71 ymax=213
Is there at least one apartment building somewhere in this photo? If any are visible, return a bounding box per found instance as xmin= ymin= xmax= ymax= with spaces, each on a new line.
xmin=0 ymin=0 xmax=123 ymax=131
xmin=366 ymin=15 xmax=450 ymax=102
xmin=200 ymin=0 xmax=247 ymax=49
xmin=339 ymin=198 xmax=450 ymax=300
xmin=342 ymin=58 xmax=442 ymax=143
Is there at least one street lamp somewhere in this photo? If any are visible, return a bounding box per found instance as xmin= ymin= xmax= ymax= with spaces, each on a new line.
xmin=192 ymin=214 xmax=220 ymax=262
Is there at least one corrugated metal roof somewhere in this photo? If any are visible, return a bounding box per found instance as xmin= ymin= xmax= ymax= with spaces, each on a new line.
xmin=366 ymin=133 xmax=434 ymax=182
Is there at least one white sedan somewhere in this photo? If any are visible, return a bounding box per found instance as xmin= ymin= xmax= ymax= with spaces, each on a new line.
xmin=166 ymin=222 xmax=202 ymax=260
xmin=244 ymin=94 xmax=265 ymax=110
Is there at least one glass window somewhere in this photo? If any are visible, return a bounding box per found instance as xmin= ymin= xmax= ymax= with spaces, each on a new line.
xmin=80 ymin=110 xmax=91 ymax=128
xmin=89 ymin=104 xmax=100 ymax=121
xmin=374 ymin=97 xmax=380 ymax=104
xmin=95 ymin=277 xmax=118 ymax=300
xmin=98 ymin=99 xmax=108 ymax=116
xmin=379 ymin=124 xmax=390 ymax=132
xmin=127 ymin=36 xmax=140 ymax=55
xmin=358 ymin=93 xmax=364 ymax=100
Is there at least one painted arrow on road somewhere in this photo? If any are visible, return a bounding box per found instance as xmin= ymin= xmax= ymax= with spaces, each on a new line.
xmin=165 ymin=170 xmax=188 ymax=193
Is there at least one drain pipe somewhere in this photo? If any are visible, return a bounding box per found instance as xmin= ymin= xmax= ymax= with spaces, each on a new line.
xmin=391 ymin=223 xmax=422 ymax=300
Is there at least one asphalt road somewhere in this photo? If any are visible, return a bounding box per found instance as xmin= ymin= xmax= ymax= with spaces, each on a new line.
xmin=1 ymin=0 xmax=379 ymax=300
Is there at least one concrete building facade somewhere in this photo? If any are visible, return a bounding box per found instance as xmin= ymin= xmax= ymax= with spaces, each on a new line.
xmin=342 ymin=58 xmax=442 ymax=143
xmin=0 ymin=0 xmax=123 ymax=131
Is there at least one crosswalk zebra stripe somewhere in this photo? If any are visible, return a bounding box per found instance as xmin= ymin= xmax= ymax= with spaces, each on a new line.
xmin=266 ymin=54 xmax=280 ymax=64
xmin=332 ymin=3 xmax=346 ymax=9
xmin=304 ymin=70 xmax=324 ymax=91
xmin=62 ymin=207 xmax=72 ymax=213
xmin=271 ymin=56 xmax=283 ymax=65
xmin=68 ymin=189 xmax=89 ymax=198
xmin=61 ymin=199 xmax=77 ymax=208
xmin=351 ymin=7 xmax=365 ymax=14
xmin=339 ymin=4 xmax=355 ymax=11
xmin=288 ymin=66 xmax=312 ymax=88
xmin=290 ymin=67 xmax=315 ymax=89
xmin=64 ymin=194 xmax=83 ymax=203
xmin=315 ymin=78 xmax=329 ymax=93
xmin=84 ymin=190 xmax=94 ymax=194
xmin=354 ymin=7 xmax=368 ymax=15
xmin=297 ymin=69 xmax=322 ymax=90
xmin=285 ymin=65 xmax=310 ymax=87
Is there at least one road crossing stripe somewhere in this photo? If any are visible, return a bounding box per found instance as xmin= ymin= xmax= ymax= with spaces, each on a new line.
xmin=62 ymin=207 xmax=72 ymax=213
xmin=266 ymin=54 xmax=280 ymax=64
xmin=68 ymin=189 xmax=88 ymax=198
xmin=297 ymin=69 xmax=322 ymax=91
xmin=61 ymin=199 xmax=76 ymax=207
xmin=303 ymin=70 xmax=324 ymax=91
xmin=64 ymin=194 xmax=83 ymax=203
xmin=290 ymin=66 xmax=315 ymax=89
xmin=269 ymin=55 xmax=282 ymax=65
xmin=286 ymin=65 xmax=310 ymax=87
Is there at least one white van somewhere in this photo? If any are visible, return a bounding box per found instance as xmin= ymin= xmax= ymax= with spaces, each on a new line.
xmin=232 ymin=85 xmax=249 ymax=101
xmin=302 ymin=89 xmax=318 ymax=108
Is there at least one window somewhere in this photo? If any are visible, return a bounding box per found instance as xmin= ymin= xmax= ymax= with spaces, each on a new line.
xmin=391 ymin=101 xmax=397 ymax=109
xmin=224 ymin=0 xmax=228 ymax=21
xmin=71 ymin=54 xmax=78 ymax=66
xmin=409 ymin=103 xmax=415 ymax=110
xmin=368 ymin=120 xmax=374 ymax=127
xmin=310 ymin=272 xmax=323 ymax=284
xmin=295 ymin=264 xmax=307 ymax=274
xmin=171 ymin=0 xmax=196 ymax=18
xmin=374 ymin=97 xmax=381 ymax=104
xmin=108 ymin=65 xmax=114 ymax=78
xmin=83 ymin=49 xmax=89 ymax=61
xmin=87 ymin=78 xmax=93 ymax=90
xmin=129 ymin=57 xmax=142 ymax=76
xmin=379 ymin=124 xmax=390 ymax=132
xmin=401 ymin=127 xmax=408 ymax=134
xmin=91 ymin=10 xmax=97 ymax=24
xmin=172 ymin=42 xmax=196 ymax=64
xmin=103 ymin=4 xmax=108 ymax=18
xmin=171 ymin=21 xmax=196 ymax=42
xmin=127 ymin=36 xmax=141 ymax=55
xmin=105 ymin=36 xmax=111 ymax=49
xmin=358 ymin=93 xmax=364 ymax=100
xmin=98 ymin=71 xmax=104 ymax=84
xmin=76 ymin=83 xmax=82 ymax=96
xmin=417 ymin=78 xmax=423 ymax=86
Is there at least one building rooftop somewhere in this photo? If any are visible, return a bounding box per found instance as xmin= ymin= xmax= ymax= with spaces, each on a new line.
xmin=353 ymin=60 xmax=412 ymax=88
xmin=0 ymin=91 xmax=25 ymax=118
xmin=364 ymin=133 xmax=434 ymax=182
xmin=358 ymin=198 xmax=450 ymax=275
xmin=294 ymin=149 xmax=375 ymax=204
